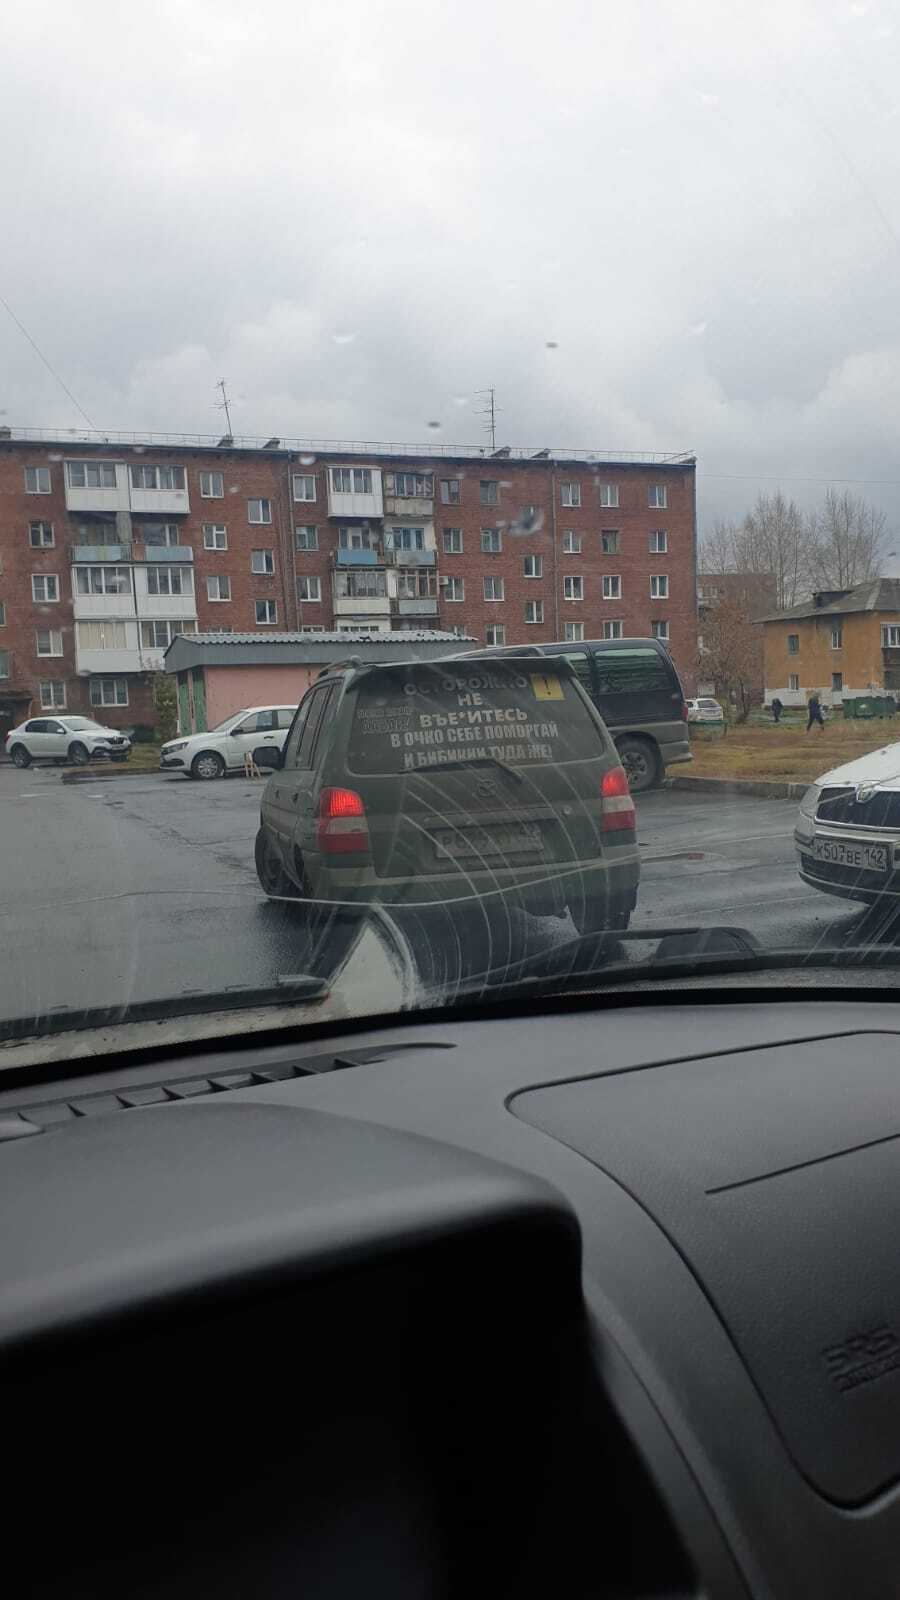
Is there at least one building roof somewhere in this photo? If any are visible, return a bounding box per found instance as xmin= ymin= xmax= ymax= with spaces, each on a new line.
xmin=163 ymin=629 xmax=475 ymax=673
xmin=759 ymin=579 xmax=900 ymax=624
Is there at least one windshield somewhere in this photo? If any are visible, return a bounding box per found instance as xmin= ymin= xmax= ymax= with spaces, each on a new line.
xmin=3 ymin=3 xmax=900 ymax=1055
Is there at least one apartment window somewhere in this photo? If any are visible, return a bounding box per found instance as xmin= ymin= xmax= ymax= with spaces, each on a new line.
xmin=140 ymin=620 xmax=196 ymax=648
xmin=444 ymin=576 xmax=465 ymax=602
xmin=300 ymin=625 xmax=325 ymax=633
xmin=564 ymin=575 xmax=583 ymax=601
xmin=297 ymin=576 xmax=321 ymax=602
xmin=331 ymin=467 xmax=372 ymax=493
xmin=483 ymin=576 xmax=505 ymax=602
xmin=29 ymin=521 xmax=54 ymax=548
xmin=831 ymin=627 xmax=843 ymax=649
xmin=294 ymin=525 xmax=318 ymax=550
xmin=292 ymin=473 xmax=316 ymax=502
xmin=203 ymin=524 xmax=228 ymax=550
xmin=339 ymin=525 xmax=378 ymax=549
xmin=335 ymin=570 xmax=387 ymax=599
xmin=523 ymin=555 xmax=543 ymax=578
xmin=25 ymin=466 xmax=51 ymax=494
xmin=789 ymin=673 xmax=800 ymax=691
xmin=525 ymin=600 xmax=544 ymax=624
xmin=564 ymin=622 xmax=585 ymax=642
xmin=787 ymin=634 xmax=800 ymax=655
xmin=560 ymin=482 xmax=581 ymax=507
xmin=90 ymin=677 xmax=129 ymax=707
xmin=74 ymin=565 xmax=130 ymax=596
xmin=248 ymin=497 xmax=272 ymax=524
xmin=0 ymin=650 xmax=8 ymax=678
xmin=442 ymin=527 xmax=462 ymax=554
xmin=67 ymin=461 xmax=117 ymax=490
xmin=36 ymin=629 xmax=63 ymax=656
xmin=77 ymin=621 xmax=127 ymax=650
xmin=832 ymin=672 xmax=843 ymax=693
xmin=440 ymin=479 xmax=461 ymax=504
xmin=601 ymin=530 xmax=619 ymax=555
xmin=251 ymin=549 xmax=275 ymax=575
xmin=485 ymin=624 xmax=506 ymax=645
xmin=651 ymin=619 xmax=670 ymax=641
xmin=388 ymin=526 xmax=425 ymax=551
xmin=393 ymin=472 xmax=434 ymax=497
xmin=481 ymin=528 xmax=502 ymax=553
xmin=650 ymin=574 xmax=669 ymax=599
xmin=649 ymin=529 xmax=668 ymax=554
xmin=396 ymin=569 xmax=437 ymax=600
xmin=147 ymin=565 xmax=193 ymax=596
xmin=255 ymin=600 xmax=278 ymax=625
xmin=649 ymin=485 xmax=668 ymax=509
xmin=603 ymin=575 xmax=621 ymax=600
xmin=602 ymin=621 xmax=623 ymax=640
xmin=142 ymin=522 xmax=180 ymax=547
xmin=598 ymin=484 xmax=619 ymax=507
xmin=882 ymin=625 xmax=900 ymax=648
xmin=130 ymin=464 xmax=185 ymax=491
xmin=40 ymin=681 xmax=66 ymax=709
xmin=0 ymin=602 xmax=5 ymax=626
xmin=31 ymin=574 xmax=59 ymax=602
xmin=206 ymin=575 xmax=231 ymax=601
xmin=199 ymin=471 xmax=224 ymax=498
xmin=562 ymin=530 xmax=582 ymax=553
xmin=479 ymin=480 xmax=499 ymax=506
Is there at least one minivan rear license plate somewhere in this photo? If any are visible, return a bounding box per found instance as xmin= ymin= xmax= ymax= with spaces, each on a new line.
xmin=812 ymin=838 xmax=889 ymax=872
xmin=437 ymin=824 xmax=543 ymax=859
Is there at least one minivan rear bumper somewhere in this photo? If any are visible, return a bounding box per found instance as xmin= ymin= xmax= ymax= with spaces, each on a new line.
xmin=303 ymin=850 xmax=640 ymax=918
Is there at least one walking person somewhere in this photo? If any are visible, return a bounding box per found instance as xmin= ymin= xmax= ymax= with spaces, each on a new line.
xmin=806 ymin=691 xmax=825 ymax=732
xmin=771 ymin=697 xmax=783 ymax=724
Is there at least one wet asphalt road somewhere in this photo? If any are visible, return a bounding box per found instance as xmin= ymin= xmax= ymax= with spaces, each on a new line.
xmin=0 ymin=761 xmax=875 ymax=1025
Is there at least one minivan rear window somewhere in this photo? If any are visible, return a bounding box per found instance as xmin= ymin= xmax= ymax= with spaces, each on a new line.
xmin=347 ymin=663 xmax=604 ymax=775
xmin=592 ymin=648 xmax=675 ymax=695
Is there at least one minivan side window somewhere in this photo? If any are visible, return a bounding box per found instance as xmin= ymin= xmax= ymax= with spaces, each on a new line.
xmin=296 ymin=685 xmax=335 ymax=768
xmin=281 ymin=696 xmax=316 ymax=770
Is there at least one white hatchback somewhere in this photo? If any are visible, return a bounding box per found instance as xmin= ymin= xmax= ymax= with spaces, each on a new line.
xmin=159 ymin=705 xmax=298 ymax=780
xmin=6 ymin=716 xmax=132 ymax=768
xmin=686 ymin=697 xmax=725 ymax=724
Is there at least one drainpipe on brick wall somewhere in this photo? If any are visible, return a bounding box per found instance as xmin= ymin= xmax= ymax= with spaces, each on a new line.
xmin=282 ymin=457 xmax=299 ymax=630
xmin=550 ymin=469 xmax=560 ymax=639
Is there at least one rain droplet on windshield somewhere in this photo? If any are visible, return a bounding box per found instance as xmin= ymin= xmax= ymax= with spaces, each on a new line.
xmin=545 ymin=340 xmax=559 ymax=349
xmin=451 ymin=395 xmax=469 ymax=407
xmin=426 ymin=420 xmax=441 ymax=430
xmin=332 ymin=331 xmax=356 ymax=345
xmin=300 ymin=454 xmax=316 ymax=465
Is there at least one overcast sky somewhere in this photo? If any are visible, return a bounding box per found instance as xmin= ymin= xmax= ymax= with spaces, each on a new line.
xmin=3 ymin=0 xmax=900 ymax=532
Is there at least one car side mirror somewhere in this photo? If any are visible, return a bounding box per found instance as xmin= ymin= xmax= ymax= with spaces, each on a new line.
xmin=229 ymin=727 xmax=243 ymax=735
xmin=253 ymin=745 xmax=283 ymax=770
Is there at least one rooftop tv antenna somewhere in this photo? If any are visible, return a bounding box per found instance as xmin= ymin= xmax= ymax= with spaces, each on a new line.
xmin=215 ymin=378 xmax=234 ymax=437
xmin=475 ymin=386 xmax=500 ymax=451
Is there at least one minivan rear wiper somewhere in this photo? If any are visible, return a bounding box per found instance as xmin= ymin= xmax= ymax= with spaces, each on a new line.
xmin=410 ymin=756 xmax=524 ymax=784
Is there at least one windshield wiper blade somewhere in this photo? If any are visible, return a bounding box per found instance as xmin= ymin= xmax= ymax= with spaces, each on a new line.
xmin=0 ymin=976 xmax=329 ymax=1046
xmin=410 ymin=756 xmax=524 ymax=784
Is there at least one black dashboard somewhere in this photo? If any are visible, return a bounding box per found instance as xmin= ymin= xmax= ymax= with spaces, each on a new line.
xmin=5 ymin=994 xmax=900 ymax=1597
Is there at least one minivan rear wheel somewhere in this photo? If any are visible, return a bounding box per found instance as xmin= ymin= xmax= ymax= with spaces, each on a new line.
xmin=254 ymin=828 xmax=297 ymax=899
xmin=616 ymin=736 xmax=661 ymax=793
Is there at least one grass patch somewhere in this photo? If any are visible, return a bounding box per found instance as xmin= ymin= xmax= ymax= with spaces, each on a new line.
xmin=687 ymin=718 xmax=900 ymax=783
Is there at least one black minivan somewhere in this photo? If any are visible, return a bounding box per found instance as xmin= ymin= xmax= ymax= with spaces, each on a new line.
xmin=456 ymin=637 xmax=690 ymax=791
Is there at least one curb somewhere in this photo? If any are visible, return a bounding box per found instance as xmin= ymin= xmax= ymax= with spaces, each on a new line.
xmin=61 ymin=766 xmax=161 ymax=784
xmin=667 ymin=776 xmax=810 ymax=800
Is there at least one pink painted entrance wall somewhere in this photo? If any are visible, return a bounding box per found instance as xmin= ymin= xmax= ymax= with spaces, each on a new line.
xmin=203 ymin=663 xmax=320 ymax=728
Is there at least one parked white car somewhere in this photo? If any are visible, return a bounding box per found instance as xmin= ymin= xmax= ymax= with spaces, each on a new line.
xmin=160 ymin=705 xmax=298 ymax=780
xmin=6 ymin=716 xmax=132 ymax=768
xmin=795 ymin=741 xmax=900 ymax=905
xmin=686 ymin=697 xmax=725 ymax=724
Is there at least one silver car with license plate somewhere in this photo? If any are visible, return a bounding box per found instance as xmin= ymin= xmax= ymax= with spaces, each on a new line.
xmin=795 ymin=742 xmax=900 ymax=903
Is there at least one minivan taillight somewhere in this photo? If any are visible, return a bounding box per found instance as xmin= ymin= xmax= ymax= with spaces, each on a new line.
xmin=601 ymin=765 xmax=636 ymax=833
xmin=316 ymin=787 xmax=371 ymax=855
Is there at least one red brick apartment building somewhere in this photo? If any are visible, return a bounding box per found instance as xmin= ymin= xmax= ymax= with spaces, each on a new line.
xmin=0 ymin=428 xmax=698 ymax=739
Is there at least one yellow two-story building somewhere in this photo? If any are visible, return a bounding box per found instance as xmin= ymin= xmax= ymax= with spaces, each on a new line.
xmin=762 ymin=579 xmax=900 ymax=707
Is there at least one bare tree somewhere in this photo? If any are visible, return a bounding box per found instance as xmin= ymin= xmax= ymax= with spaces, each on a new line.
xmin=696 ymin=596 xmax=762 ymax=722
xmin=807 ymin=489 xmax=887 ymax=590
xmin=730 ymin=491 xmax=809 ymax=610
xmin=699 ymin=518 xmax=738 ymax=572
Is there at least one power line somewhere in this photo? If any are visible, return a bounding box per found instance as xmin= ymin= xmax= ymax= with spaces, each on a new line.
xmin=0 ymin=291 xmax=97 ymax=430
xmin=700 ymin=471 xmax=900 ymax=487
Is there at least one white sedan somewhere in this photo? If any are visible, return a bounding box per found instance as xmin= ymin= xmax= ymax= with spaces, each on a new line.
xmin=686 ymin=697 xmax=725 ymax=724
xmin=795 ymin=741 xmax=900 ymax=905
xmin=6 ymin=715 xmax=132 ymax=768
xmin=159 ymin=705 xmax=298 ymax=780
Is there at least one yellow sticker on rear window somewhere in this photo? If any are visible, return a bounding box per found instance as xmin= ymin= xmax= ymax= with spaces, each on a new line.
xmin=530 ymin=673 xmax=564 ymax=700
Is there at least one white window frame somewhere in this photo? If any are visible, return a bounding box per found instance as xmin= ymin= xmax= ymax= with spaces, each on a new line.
xmin=388 ymin=526 xmax=425 ymax=552
xmin=90 ymin=677 xmax=129 ymax=708
xmin=297 ymin=576 xmax=321 ymax=602
xmin=66 ymin=460 xmax=117 ymax=489
xmin=598 ymin=484 xmax=619 ymax=507
xmin=601 ymin=531 xmax=620 ymax=555
xmin=485 ymin=624 xmax=506 ymax=645
xmin=74 ymin=565 xmax=130 ymax=597
xmin=602 ymin=620 xmax=623 ymax=640
xmin=77 ymin=621 xmax=128 ymax=650
xmin=31 ymin=574 xmax=59 ymax=603
xmin=35 ymin=628 xmax=63 ymax=657
xmin=146 ymin=565 xmax=193 ymax=597
xmin=29 ymin=521 xmax=54 ymax=548
xmin=444 ymin=576 xmax=465 ymax=602
xmin=882 ymin=625 xmax=900 ymax=648
xmin=787 ymin=633 xmax=800 ymax=655
xmin=255 ymin=599 xmax=278 ymax=625
xmin=525 ymin=600 xmax=544 ymax=624
xmin=202 ymin=524 xmax=228 ymax=550
xmin=562 ymin=531 xmax=582 ymax=554
xmin=206 ymin=575 xmax=231 ymax=601
xmin=831 ymin=627 xmax=843 ymax=649
xmin=141 ymin=522 xmax=181 ymax=548
xmin=442 ymin=528 xmax=463 ymax=554
xmin=440 ymin=479 xmax=461 ymax=505
xmin=479 ymin=480 xmax=499 ymax=506
xmin=139 ymin=619 xmax=196 ymax=649
xmin=649 ymin=529 xmax=668 ymax=554
xmin=649 ymin=485 xmax=668 ymax=509
xmin=392 ymin=471 xmax=434 ymax=498
xmin=523 ymin=555 xmax=543 ymax=578
xmin=483 ymin=576 xmax=505 ymax=602
xmin=481 ymin=528 xmax=502 ymax=554
xmin=789 ymin=673 xmax=800 ymax=692
xmin=651 ymin=619 xmax=670 ymax=641
xmin=0 ymin=649 xmax=8 ymax=678
xmin=199 ymin=470 xmax=224 ymax=498
xmin=560 ymin=482 xmax=581 ymax=507
xmin=130 ymin=464 xmax=185 ymax=491
xmin=251 ymin=549 xmax=276 ymax=575
xmin=25 ymin=466 xmax=51 ymax=494
xmin=300 ymin=625 xmax=325 ymax=633
xmin=292 ymin=473 xmax=316 ymax=502
xmin=602 ymin=575 xmax=621 ymax=600
xmin=564 ymin=575 xmax=583 ymax=601
xmin=564 ymin=622 xmax=584 ymax=642
xmin=650 ymin=574 xmax=669 ymax=599
xmin=294 ymin=525 xmax=318 ymax=551
xmin=39 ymin=680 xmax=66 ymax=709
xmin=248 ymin=498 xmax=273 ymax=524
